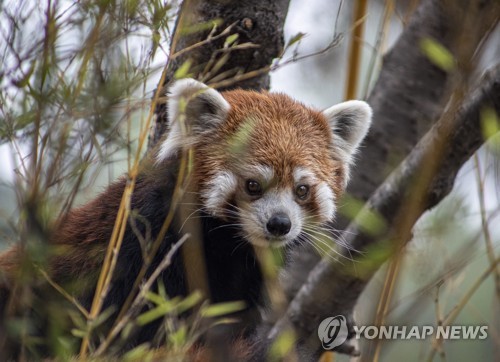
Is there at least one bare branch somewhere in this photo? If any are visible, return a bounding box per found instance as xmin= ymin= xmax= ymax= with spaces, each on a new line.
xmin=94 ymin=234 xmax=189 ymax=356
xmin=348 ymin=0 xmax=500 ymax=211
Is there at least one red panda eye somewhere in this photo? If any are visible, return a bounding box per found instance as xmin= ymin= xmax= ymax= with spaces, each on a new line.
xmin=296 ymin=185 xmax=309 ymax=199
xmin=246 ymin=180 xmax=262 ymax=196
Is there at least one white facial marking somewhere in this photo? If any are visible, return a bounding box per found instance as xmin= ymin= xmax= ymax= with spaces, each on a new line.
xmin=203 ymin=171 xmax=238 ymax=217
xmin=294 ymin=167 xmax=336 ymax=221
xmin=247 ymin=164 xmax=274 ymax=184
xmin=316 ymin=182 xmax=336 ymax=220
xmin=293 ymin=167 xmax=316 ymax=184
xmin=239 ymin=189 xmax=303 ymax=247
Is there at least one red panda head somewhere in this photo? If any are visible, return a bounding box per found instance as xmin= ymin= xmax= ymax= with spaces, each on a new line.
xmin=156 ymin=79 xmax=372 ymax=247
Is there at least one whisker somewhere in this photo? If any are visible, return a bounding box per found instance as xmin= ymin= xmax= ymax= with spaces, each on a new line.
xmin=297 ymin=234 xmax=342 ymax=264
xmin=209 ymin=222 xmax=244 ymax=233
xmin=296 ymin=234 xmax=327 ymax=259
xmin=304 ymin=229 xmax=359 ymax=257
xmin=299 ymin=230 xmax=354 ymax=264
xmin=302 ymin=223 xmax=366 ymax=255
xmin=177 ymin=205 xmax=215 ymax=231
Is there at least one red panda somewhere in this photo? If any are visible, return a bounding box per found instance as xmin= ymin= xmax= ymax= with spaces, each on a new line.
xmin=0 ymin=78 xmax=371 ymax=359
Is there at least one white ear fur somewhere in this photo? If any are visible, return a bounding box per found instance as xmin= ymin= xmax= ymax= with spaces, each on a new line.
xmin=322 ymin=100 xmax=372 ymax=164
xmin=156 ymin=78 xmax=230 ymax=162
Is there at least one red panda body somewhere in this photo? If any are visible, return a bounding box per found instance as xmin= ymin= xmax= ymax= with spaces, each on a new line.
xmin=0 ymin=79 xmax=372 ymax=359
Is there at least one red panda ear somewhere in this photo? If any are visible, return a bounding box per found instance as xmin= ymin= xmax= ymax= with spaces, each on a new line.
xmin=156 ymin=79 xmax=230 ymax=162
xmin=322 ymin=100 xmax=372 ymax=164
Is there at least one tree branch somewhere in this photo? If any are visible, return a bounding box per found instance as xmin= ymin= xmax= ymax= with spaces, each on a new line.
xmin=282 ymin=0 xmax=500 ymax=318
xmin=348 ymin=0 xmax=499 ymax=214
xmin=269 ymin=64 xmax=500 ymax=356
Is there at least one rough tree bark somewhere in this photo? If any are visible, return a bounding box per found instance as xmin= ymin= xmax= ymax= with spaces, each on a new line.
xmin=349 ymin=0 xmax=499 ymax=204
xmin=148 ymin=0 xmax=290 ymax=149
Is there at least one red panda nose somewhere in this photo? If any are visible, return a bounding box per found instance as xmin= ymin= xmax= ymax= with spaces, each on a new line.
xmin=266 ymin=213 xmax=292 ymax=236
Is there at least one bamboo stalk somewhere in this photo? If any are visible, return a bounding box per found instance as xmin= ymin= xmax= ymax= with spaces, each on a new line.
xmin=344 ymin=0 xmax=368 ymax=100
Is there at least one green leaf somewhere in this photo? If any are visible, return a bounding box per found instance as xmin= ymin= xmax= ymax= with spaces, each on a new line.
xmin=125 ymin=0 xmax=140 ymax=18
xmin=168 ymin=324 xmax=188 ymax=347
xmin=480 ymin=107 xmax=500 ymax=140
xmin=420 ymin=38 xmax=455 ymax=71
xmin=340 ymin=194 xmax=387 ymax=236
xmin=145 ymin=290 xmax=172 ymax=306
xmin=351 ymin=238 xmax=394 ymax=278
xmin=151 ymin=30 xmax=161 ymax=58
xmin=209 ymin=317 xmax=240 ymax=327
xmin=175 ymin=290 xmax=203 ymax=314
xmin=201 ymin=301 xmax=246 ymax=318
xmin=90 ymin=306 xmax=116 ymax=328
xmin=269 ymin=330 xmax=296 ymax=361
xmin=137 ymin=304 xmax=172 ymax=325
xmin=121 ymin=321 xmax=135 ymax=339
xmin=174 ymin=59 xmax=193 ymax=80
xmin=286 ymin=32 xmax=306 ymax=48
xmin=355 ymin=207 xmax=387 ymax=236
xmin=271 ymin=247 xmax=285 ymax=268
xmin=123 ymin=343 xmax=154 ymax=362
xmin=12 ymin=60 xmax=36 ymax=88
xmin=226 ymin=116 xmax=257 ymax=156
xmin=179 ymin=19 xmax=223 ymax=36
xmin=138 ymin=291 xmax=202 ymax=325
xmin=224 ymin=33 xmax=239 ymax=47
xmin=70 ymin=328 xmax=87 ymax=339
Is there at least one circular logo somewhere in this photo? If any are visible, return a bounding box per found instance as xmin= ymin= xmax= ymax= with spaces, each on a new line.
xmin=318 ymin=315 xmax=348 ymax=350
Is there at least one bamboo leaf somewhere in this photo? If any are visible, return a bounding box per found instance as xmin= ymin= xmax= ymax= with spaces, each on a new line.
xmin=286 ymin=32 xmax=306 ymax=48
xmin=420 ymin=37 xmax=455 ymax=71
xmin=174 ymin=59 xmax=193 ymax=79
xmin=201 ymin=301 xmax=246 ymax=318
xmin=224 ymin=33 xmax=239 ymax=47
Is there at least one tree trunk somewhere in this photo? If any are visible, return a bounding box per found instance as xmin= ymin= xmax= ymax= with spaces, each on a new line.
xmin=149 ymin=0 xmax=290 ymax=149
xmin=347 ymin=0 xmax=499 ymax=222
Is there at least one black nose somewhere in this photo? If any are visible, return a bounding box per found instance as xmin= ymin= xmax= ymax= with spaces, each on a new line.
xmin=266 ymin=213 xmax=291 ymax=236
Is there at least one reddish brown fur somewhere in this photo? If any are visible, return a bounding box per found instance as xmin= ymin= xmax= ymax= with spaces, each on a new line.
xmin=0 ymin=91 xmax=344 ymax=280
xmin=193 ymin=90 xmax=345 ymax=208
xmin=0 ymin=179 xmax=126 ymax=293
xmin=189 ymin=337 xmax=255 ymax=362
xmin=0 ymin=88 xmax=347 ymax=360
